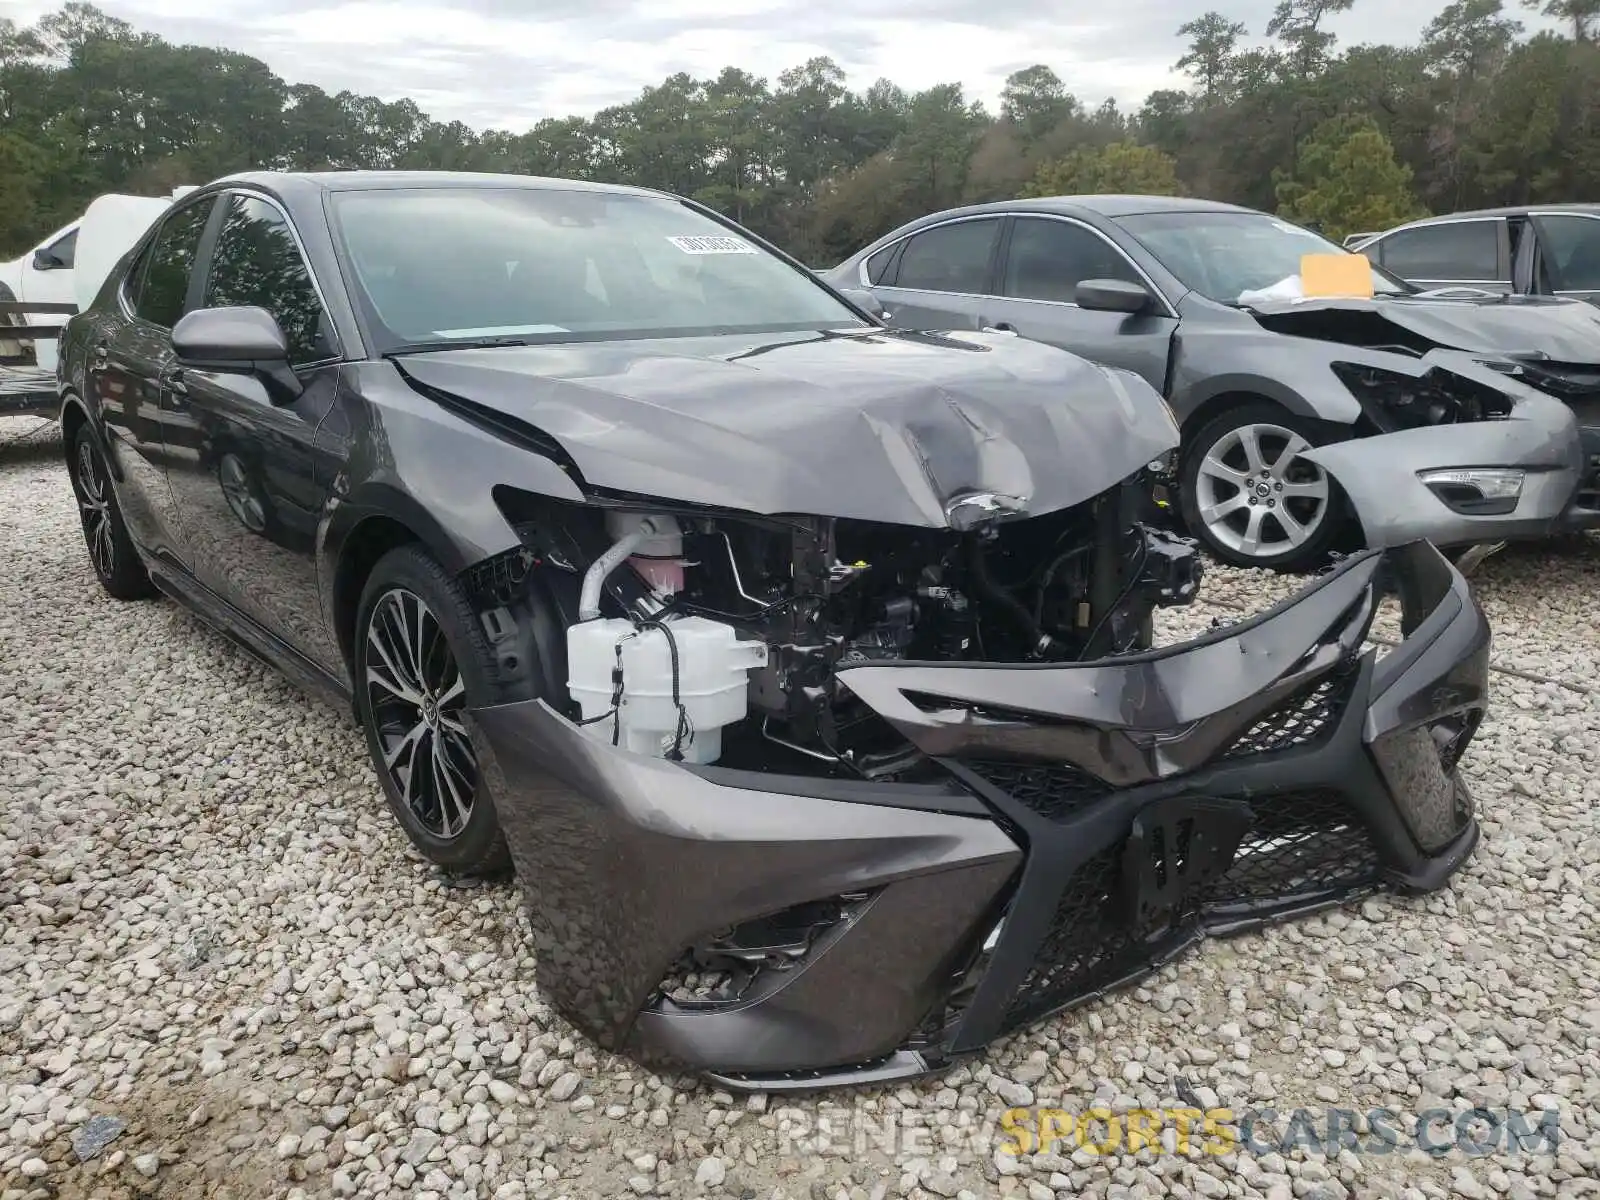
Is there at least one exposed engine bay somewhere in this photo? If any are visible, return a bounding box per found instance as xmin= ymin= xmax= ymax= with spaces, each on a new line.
xmin=485 ymin=477 xmax=1201 ymax=779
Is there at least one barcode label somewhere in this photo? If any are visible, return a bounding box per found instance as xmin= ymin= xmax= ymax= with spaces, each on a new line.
xmin=666 ymin=235 xmax=758 ymax=255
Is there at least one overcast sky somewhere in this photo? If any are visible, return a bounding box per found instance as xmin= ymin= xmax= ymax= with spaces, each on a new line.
xmin=0 ymin=0 xmax=1558 ymax=130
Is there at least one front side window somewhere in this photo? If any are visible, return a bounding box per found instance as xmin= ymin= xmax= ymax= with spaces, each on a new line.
xmin=1535 ymin=215 xmax=1600 ymax=292
xmin=205 ymin=195 xmax=334 ymax=363
xmin=328 ymin=187 xmax=865 ymax=348
xmin=1116 ymin=211 xmax=1409 ymax=303
xmin=1376 ymin=221 xmax=1501 ymax=281
xmin=39 ymin=228 xmax=76 ymax=269
xmin=865 ymin=243 xmax=899 ymax=285
xmin=1002 ymin=217 xmax=1142 ymax=303
xmin=893 ymin=220 xmax=1000 ymax=294
xmin=134 ymin=199 xmax=215 ymax=328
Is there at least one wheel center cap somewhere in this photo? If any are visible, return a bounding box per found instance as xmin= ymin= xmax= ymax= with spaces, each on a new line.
xmin=421 ymin=696 xmax=438 ymax=726
xmin=1254 ymin=481 xmax=1273 ymax=498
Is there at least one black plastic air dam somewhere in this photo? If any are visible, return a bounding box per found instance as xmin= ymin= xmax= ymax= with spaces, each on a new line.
xmin=466 ymin=540 xmax=1490 ymax=1091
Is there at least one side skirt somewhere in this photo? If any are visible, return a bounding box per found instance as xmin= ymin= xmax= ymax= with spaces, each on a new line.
xmin=145 ymin=553 xmax=354 ymax=714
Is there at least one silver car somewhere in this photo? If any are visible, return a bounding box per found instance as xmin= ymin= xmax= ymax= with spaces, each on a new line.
xmin=826 ymin=195 xmax=1600 ymax=571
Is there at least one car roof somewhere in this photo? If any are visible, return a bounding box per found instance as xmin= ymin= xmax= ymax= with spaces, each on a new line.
xmin=204 ymin=169 xmax=672 ymax=202
xmin=1035 ymin=194 xmax=1260 ymax=219
xmin=899 ymin=194 xmax=1263 ymax=223
xmin=1387 ymin=203 xmax=1600 ymax=226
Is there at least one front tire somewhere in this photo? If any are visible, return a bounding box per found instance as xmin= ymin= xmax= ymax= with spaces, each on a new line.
xmin=1179 ymin=403 xmax=1350 ymax=572
xmin=354 ymin=544 xmax=514 ymax=877
xmin=68 ymin=424 xmax=157 ymax=600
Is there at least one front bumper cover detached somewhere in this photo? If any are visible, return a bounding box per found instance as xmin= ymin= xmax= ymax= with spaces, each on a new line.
xmin=467 ymin=540 xmax=1489 ymax=1092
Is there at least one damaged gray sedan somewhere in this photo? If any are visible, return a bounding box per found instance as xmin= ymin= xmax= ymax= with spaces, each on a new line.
xmin=827 ymin=196 xmax=1599 ymax=571
xmin=59 ymin=172 xmax=1489 ymax=1090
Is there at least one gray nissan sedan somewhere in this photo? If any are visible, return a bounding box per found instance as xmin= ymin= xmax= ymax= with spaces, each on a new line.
xmin=827 ymin=196 xmax=1600 ymax=571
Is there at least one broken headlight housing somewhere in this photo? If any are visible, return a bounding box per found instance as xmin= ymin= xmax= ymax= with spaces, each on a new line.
xmin=1331 ymin=362 xmax=1513 ymax=430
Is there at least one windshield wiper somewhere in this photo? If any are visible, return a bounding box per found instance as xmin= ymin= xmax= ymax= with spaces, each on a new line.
xmin=383 ymin=336 xmax=533 ymax=358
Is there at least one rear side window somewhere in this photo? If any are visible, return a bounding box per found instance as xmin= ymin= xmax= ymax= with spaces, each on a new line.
xmin=204 ymin=195 xmax=334 ymax=363
xmin=893 ymin=219 xmax=1001 ymax=294
xmin=1376 ymin=221 xmax=1501 ymax=281
xmin=1536 ymin=215 xmax=1600 ymax=291
xmin=133 ymin=199 xmax=215 ymax=328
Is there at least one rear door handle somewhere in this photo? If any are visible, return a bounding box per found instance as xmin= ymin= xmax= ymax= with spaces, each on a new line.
xmin=165 ymin=367 xmax=187 ymax=397
xmin=982 ymin=322 xmax=1018 ymax=335
xmin=91 ymin=344 xmax=108 ymax=369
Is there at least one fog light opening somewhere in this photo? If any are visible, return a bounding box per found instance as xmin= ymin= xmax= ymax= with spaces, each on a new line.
xmin=650 ymin=892 xmax=873 ymax=1010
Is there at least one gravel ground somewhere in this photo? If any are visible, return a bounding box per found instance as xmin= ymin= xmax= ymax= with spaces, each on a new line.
xmin=2 ymin=415 xmax=1598 ymax=1200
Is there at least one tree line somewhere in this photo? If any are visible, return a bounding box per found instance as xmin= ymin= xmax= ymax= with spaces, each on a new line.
xmin=2 ymin=0 xmax=1597 ymax=266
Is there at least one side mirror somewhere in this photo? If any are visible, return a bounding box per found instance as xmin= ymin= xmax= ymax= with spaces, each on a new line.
xmin=1075 ymin=278 xmax=1154 ymax=315
xmin=173 ymin=306 xmax=303 ymax=402
xmin=32 ymin=249 xmax=66 ymax=271
xmin=839 ymin=286 xmax=887 ymax=319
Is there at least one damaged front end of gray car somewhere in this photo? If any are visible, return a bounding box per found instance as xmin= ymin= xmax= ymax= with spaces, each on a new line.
xmin=1241 ymin=300 xmax=1600 ymax=547
xmin=459 ymin=444 xmax=1489 ymax=1092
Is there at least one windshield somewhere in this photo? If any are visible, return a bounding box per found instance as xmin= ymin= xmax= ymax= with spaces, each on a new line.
xmin=327 ymin=186 xmax=867 ymax=348
xmin=1114 ymin=211 xmax=1412 ymax=303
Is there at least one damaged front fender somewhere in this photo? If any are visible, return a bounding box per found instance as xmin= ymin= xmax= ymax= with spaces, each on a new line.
xmin=1297 ymin=353 xmax=1585 ymax=548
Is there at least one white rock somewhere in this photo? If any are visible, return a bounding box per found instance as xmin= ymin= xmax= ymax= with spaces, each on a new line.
xmin=549 ymin=1072 xmax=582 ymax=1101
xmin=695 ymin=1157 xmax=727 ymax=1188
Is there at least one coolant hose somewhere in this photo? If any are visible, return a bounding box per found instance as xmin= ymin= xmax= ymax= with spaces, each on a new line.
xmin=967 ymin=538 xmax=1054 ymax=654
xmin=578 ymin=518 xmax=658 ymax=621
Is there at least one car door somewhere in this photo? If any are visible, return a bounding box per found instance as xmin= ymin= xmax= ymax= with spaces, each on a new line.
xmin=975 ymin=214 xmax=1179 ymax=393
xmin=870 ymin=216 xmax=1003 ymax=331
xmin=1527 ymin=212 xmax=1600 ymax=304
xmin=1366 ymin=218 xmax=1511 ymax=293
xmin=90 ymin=195 xmax=219 ymax=565
xmin=162 ymin=190 xmax=348 ymax=673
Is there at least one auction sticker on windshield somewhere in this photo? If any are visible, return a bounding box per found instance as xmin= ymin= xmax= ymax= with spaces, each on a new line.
xmin=667 ymin=234 xmax=758 ymax=254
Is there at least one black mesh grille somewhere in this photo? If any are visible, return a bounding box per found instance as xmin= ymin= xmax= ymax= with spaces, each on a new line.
xmin=967 ymin=760 xmax=1112 ymax=822
xmin=1002 ymin=788 xmax=1380 ymax=1026
xmin=1221 ymin=668 xmax=1355 ymax=759
xmin=1207 ymin=790 xmax=1380 ymax=905
xmin=1005 ymin=845 xmax=1151 ymax=1025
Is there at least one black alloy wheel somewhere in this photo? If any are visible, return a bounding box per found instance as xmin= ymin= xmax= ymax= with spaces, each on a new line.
xmin=69 ymin=424 xmax=156 ymax=600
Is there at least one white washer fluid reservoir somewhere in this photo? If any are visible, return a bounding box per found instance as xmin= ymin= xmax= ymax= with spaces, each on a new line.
xmin=566 ymin=616 xmax=768 ymax=764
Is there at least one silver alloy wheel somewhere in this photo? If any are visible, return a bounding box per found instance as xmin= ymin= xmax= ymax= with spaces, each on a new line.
xmin=218 ymin=453 xmax=267 ymax=532
xmin=74 ymin=439 xmax=115 ymax=580
xmin=363 ymin=587 xmax=478 ymax=839
xmin=1194 ymin=421 xmax=1331 ymax=559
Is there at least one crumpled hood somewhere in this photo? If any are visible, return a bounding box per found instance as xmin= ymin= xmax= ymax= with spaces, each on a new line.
xmin=392 ymin=328 xmax=1179 ymax=526
xmin=1247 ymin=293 xmax=1600 ymax=364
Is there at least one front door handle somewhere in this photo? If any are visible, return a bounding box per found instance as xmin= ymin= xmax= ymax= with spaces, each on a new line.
xmin=165 ymin=367 xmax=187 ymax=397
xmin=982 ymin=322 xmax=1018 ymax=335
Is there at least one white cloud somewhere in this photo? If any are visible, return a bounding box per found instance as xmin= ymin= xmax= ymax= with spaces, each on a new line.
xmin=0 ymin=0 xmax=1561 ymax=130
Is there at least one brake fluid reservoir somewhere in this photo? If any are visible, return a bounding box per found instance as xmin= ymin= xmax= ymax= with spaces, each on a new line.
xmin=566 ymin=616 xmax=768 ymax=764
xmin=607 ymin=511 xmax=685 ymax=597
